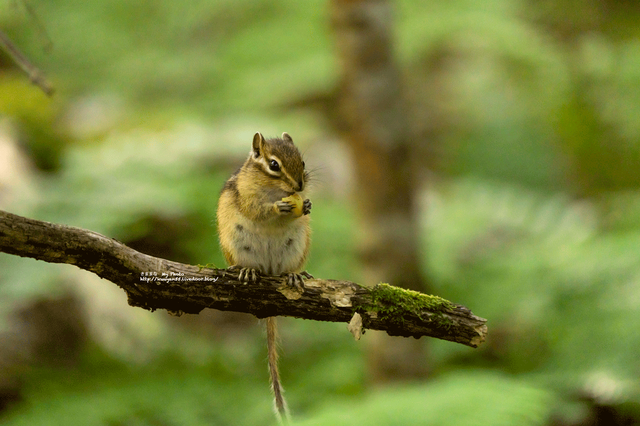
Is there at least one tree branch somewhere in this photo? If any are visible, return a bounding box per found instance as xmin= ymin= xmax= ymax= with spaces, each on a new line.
xmin=0 ymin=210 xmax=487 ymax=347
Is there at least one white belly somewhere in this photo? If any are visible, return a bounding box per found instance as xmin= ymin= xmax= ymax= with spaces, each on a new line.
xmin=230 ymin=216 xmax=308 ymax=275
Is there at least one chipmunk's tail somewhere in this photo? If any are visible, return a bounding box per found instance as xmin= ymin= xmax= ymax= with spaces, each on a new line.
xmin=266 ymin=316 xmax=290 ymax=423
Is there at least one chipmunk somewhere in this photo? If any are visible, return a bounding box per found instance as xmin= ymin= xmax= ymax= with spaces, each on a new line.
xmin=216 ymin=132 xmax=312 ymax=422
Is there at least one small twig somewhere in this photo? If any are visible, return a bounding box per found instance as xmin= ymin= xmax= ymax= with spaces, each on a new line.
xmin=20 ymin=0 xmax=53 ymax=53
xmin=0 ymin=28 xmax=54 ymax=95
xmin=0 ymin=210 xmax=488 ymax=347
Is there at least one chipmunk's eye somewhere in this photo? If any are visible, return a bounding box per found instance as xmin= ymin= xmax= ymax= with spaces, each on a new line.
xmin=269 ymin=159 xmax=280 ymax=172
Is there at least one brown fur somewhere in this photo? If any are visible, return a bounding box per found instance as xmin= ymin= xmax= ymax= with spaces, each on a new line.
xmin=217 ymin=132 xmax=311 ymax=422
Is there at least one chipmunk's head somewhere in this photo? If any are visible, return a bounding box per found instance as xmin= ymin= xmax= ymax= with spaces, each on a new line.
xmin=250 ymin=132 xmax=308 ymax=194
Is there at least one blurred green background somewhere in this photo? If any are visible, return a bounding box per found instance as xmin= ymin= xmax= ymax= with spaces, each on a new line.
xmin=1 ymin=0 xmax=640 ymax=425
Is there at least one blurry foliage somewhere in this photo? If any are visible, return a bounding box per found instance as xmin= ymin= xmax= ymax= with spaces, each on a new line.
xmin=399 ymin=0 xmax=640 ymax=195
xmin=297 ymin=371 xmax=554 ymax=426
xmin=1 ymin=0 xmax=640 ymax=425
xmin=1 ymin=0 xmax=333 ymax=117
xmin=0 ymin=75 xmax=66 ymax=170
xmin=0 ymin=347 xmax=279 ymax=426
xmin=424 ymin=180 xmax=640 ymax=377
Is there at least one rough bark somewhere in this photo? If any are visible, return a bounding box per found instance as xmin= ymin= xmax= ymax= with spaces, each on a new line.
xmin=0 ymin=210 xmax=487 ymax=348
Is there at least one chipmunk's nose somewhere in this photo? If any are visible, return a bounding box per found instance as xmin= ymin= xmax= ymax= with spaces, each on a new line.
xmin=297 ymin=180 xmax=304 ymax=192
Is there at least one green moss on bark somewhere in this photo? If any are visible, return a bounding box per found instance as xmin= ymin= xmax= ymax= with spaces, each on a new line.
xmin=357 ymin=283 xmax=455 ymax=328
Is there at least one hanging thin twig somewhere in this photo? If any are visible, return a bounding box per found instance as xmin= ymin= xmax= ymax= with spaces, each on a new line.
xmin=0 ymin=28 xmax=54 ymax=95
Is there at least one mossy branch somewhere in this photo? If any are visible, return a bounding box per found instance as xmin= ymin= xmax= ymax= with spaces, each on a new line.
xmin=0 ymin=210 xmax=487 ymax=347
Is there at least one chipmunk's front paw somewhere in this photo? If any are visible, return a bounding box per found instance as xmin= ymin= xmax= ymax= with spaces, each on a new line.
xmin=228 ymin=265 xmax=260 ymax=282
xmin=275 ymin=200 xmax=294 ymax=214
xmin=303 ymin=199 xmax=312 ymax=215
xmin=285 ymin=271 xmax=313 ymax=290
xmin=276 ymin=194 xmax=304 ymax=217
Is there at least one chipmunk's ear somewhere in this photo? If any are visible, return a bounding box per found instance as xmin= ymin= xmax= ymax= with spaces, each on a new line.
xmin=281 ymin=132 xmax=293 ymax=142
xmin=252 ymin=132 xmax=265 ymax=158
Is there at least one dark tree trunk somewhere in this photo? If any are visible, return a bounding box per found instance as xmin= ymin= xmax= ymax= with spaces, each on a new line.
xmin=330 ymin=0 xmax=432 ymax=381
